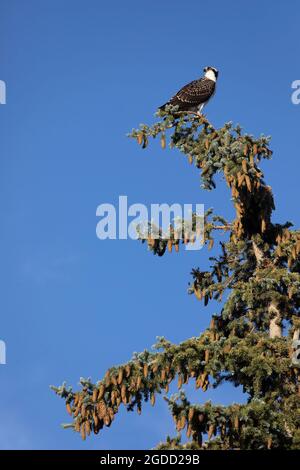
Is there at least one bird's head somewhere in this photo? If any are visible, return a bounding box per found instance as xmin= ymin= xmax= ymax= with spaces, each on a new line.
xmin=203 ymin=66 xmax=219 ymax=81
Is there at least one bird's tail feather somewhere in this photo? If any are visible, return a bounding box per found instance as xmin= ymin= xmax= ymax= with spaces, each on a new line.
xmin=158 ymin=102 xmax=168 ymax=111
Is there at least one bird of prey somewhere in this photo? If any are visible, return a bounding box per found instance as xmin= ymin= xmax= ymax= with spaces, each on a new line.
xmin=159 ymin=66 xmax=218 ymax=116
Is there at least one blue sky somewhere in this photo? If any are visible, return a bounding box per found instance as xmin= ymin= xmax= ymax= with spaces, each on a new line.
xmin=0 ymin=0 xmax=299 ymax=449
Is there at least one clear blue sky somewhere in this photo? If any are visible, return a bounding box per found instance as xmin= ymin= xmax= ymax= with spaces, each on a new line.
xmin=0 ymin=0 xmax=299 ymax=449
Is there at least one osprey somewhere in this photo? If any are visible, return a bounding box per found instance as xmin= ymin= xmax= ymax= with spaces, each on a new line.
xmin=159 ymin=66 xmax=218 ymax=115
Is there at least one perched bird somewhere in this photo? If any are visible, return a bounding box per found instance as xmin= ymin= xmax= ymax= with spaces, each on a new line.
xmin=159 ymin=66 xmax=218 ymax=116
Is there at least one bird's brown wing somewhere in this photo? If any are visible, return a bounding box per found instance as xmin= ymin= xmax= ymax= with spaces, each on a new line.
xmin=160 ymin=78 xmax=215 ymax=111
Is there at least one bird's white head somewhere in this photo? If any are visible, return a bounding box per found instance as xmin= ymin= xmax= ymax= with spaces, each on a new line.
xmin=203 ymin=66 xmax=219 ymax=82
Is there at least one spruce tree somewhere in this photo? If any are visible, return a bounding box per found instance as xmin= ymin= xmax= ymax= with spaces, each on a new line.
xmin=52 ymin=107 xmax=300 ymax=449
